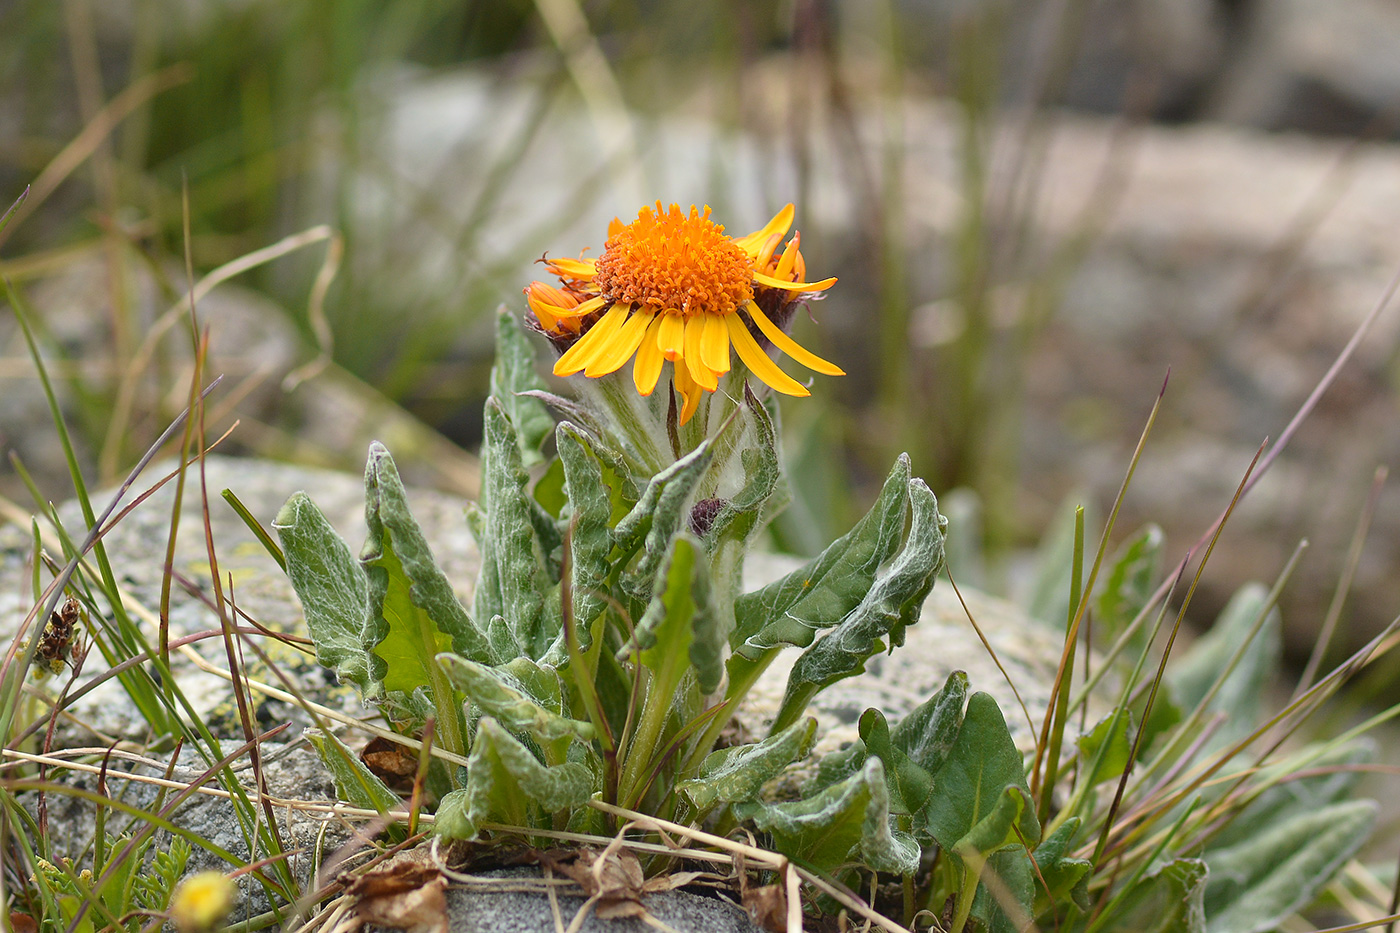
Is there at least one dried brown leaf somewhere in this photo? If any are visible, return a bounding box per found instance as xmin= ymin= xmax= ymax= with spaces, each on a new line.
xmin=361 ymin=736 xmax=419 ymax=792
xmin=743 ymin=883 xmax=788 ymax=933
xmin=340 ymin=858 xmax=448 ymax=933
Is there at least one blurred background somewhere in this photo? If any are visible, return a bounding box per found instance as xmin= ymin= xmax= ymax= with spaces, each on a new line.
xmin=4 ymin=0 xmax=1400 ymax=685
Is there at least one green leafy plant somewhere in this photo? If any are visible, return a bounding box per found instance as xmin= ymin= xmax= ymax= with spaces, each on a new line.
xmin=275 ymin=232 xmax=1391 ymax=931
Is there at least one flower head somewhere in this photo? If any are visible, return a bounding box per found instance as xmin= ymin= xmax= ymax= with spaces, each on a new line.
xmin=525 ymin=202 xmax=842 ymax=424
xmin=169 ymin=871 xmax=236 ymax=933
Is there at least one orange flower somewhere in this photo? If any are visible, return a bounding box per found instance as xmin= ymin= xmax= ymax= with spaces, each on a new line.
xmin=524 ymin=202 xmax=842 ymax=424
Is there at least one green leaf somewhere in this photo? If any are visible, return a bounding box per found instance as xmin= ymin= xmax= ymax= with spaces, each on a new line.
xmin=362 ymin=444 xmax=495 ymax=693
xmin=969 ymin=848 xmax=1035 ymax=933
xmin=1100 ymin=859 xmax=1207 ymax=933
xmin=733 ymin=455 xmax=913 ymax=658
xmin=1203 ymin=800 xmax=1376 ymax=933
xmin=925 ymin=692 xmax=1039 ymax=849
xmin=1168 ymin=583 xmax=1280 ymax=742
xmin=771 ymin=479 xmax=946 ymax=732
xmin=490 ymin=308 xmax=555 ymax=467
xmin=473 ymin=399 xmax=556 ymax=658
xmin=1095 ymin=524 xmax=1163 ymax=651
xmin=736 ymin=758 xmax=920 ymax=875
xmin=814 ymin=671 xmax=968 ymax=795
xmin=305 ymin=728 xmax=402 ymax=815
xmin=893 ymin=670 xmax=969 ymax=777
xmin=678 ymin=717 xmax=817 ymax=811
xmin=434 ymin=717 xmax=596 ymax=840
xmin=702 ymin=383 xmax=782 ymax=543
xmin=614 ymin=439 xmax=714 ymax=594
xmin=274 ymin=492 xmax=375 ymax=696
xmin=626 ymin=534 xmax=724 ymax=696
xmin=1077 ymin=708 xmax=1135 ymax=787
xmin=533 ymin=456 xmax=567 ymax=518
xmin=557 ymin=423 xmax=615 ymax=644
xmin=858 ymin=708 xmax=932 ymax=815
xmin=1031 ymin=817 xmax=1092 ymax=914
xmin=438 ymin=654 xmax=595 ymax=746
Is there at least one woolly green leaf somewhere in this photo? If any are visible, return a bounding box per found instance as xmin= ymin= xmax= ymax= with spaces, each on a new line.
xmin=1078 ymin=708 xmax=1135 ymax=787
xmin=736 ymin=758 xmax=919 ymax=876
xmin=1100 ymin=859 xmax=1207 ymax=933
xmin=771 ymin=479 xmax=945 ymax=733
xmin=274 ymin=492 xmax=375 ymax=696
xmin=924 ymin=692 xmax=1039 ymax=849
xmin=614 ymin=440 xmax=713 ymax=594
xmin=362 ymin=444 xmax=495 ymax=697
xmin=678 ymin=717 xmax=817 ymax=811
xmin=1032 ymin=817 xmax=1092 ymax=914
xmin=814 ymin=671 xmax=968 ymax=794
xmin=438 ymin=654 xmax=594 ymax=744
xmin=1095 ymin=524 xmax=1163 ymax=651
xmin=733 ymin=455 xmax=912 ymax=658
xmin=1169 ymin=583 xmax=1280 ymax=744
xmin=894 ymin=670 xmax=968 ymax=776
xmin=702 ymin=383 xmax=782 ymax=543
xmin=858 ymin=708 xmax=932 ymax=815
xmin=1204 ymin=800 xmax=1376 ymax=933
xmin=473 ymin=399 xmax=556 ymax=658
xmin=490 ymin=308 xmax=554 ymax=467
xmin=624 ymin=534 xmax=724 ymax=696
xmin=557 ymin=423 xmax=614 ymax=644
xmin=305 ymin=728 xmax=401 ymax=816
xmin=434 ymin=717 xmax=595 ymax=840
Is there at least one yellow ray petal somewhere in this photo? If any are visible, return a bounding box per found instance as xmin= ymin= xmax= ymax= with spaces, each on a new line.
xmin=673 ymin=361 xmax=703 ymax=426
xmin=774 ymin=232 xmax=800 ymax=281
xmin=657 ymin=312 xmax=686 ymax=361
xmin=545 ymin=257 xmax=598 ymax=279
xmin=755 ymin=233 xmax=782 ymax=271
xmin=553 ymin=303 xmax=627 ymax=376
xmin=701 ymin=313 xmax=731 ymax=375
xmin=752 ymin=271 xmax=837 ymax=292
xmin=585 ymin=309 xmax=654 ymax=377
xmin=745 ymin=302 xmax=845 ymax=376
xmin=532 ymin=294 xmax=607 ymax=319
xmin=724 ymin=314 xmax=810 ymax=398
xmin=633 ymin=316 xmax=666 ymax=395
xmin=735 ymin=203 xmax=795 ymax=257
xmin=683 ymin=315 xmax=719 ymax=390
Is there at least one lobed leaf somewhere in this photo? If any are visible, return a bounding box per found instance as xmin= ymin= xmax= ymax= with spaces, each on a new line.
xmin=274 ymin=492 xmax=376 ymax=696
xmin=362 ymin=443 xmax=495 ymax=697
xmin=678 ymin=717 xmax=817 ymax=811
xmin=771 ymin=479 xmax=945 ymax=732
xmin=305 ymin=728 xmax=402 ymax=815
xmin=438 ymin=654 xmax=595 ymax=745
xmin=490 ymin=308 xmax=555 ymax=467
xmin=434 ymin=717 xmax=595 ymax=840
xmin=1031 ymin=817 xmax=1092 ymax=914
xmin=613 ymin=440 xmax=713 ymax=595
xmin=625 ymin=534 xmax=724 ymax=696
xmin=473 ymin=399 xmax=556 ymax=658
xmin=857 ymin=708 xmax=932 ymax=815
xmin=557 ymin=423 xmax=615 ymax=645
xmin=735 ymin=757 xmax=920 ymax=876
xmin=733 ymin=455 xmax=913 ymax=658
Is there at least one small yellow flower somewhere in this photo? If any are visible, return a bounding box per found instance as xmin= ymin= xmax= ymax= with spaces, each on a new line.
xmin=525 ymin=202 xmax=843 ymax=425
xmin=169 ymin=870 xmax=235 ymax=933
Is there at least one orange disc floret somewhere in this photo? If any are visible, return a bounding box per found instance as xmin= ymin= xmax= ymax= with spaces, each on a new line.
xmin=594 ymin=203 xmax=755 ymax=317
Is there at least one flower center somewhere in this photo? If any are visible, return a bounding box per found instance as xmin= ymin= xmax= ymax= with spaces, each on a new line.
xmin=594 ymin=203 xmax=754 ymax=316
